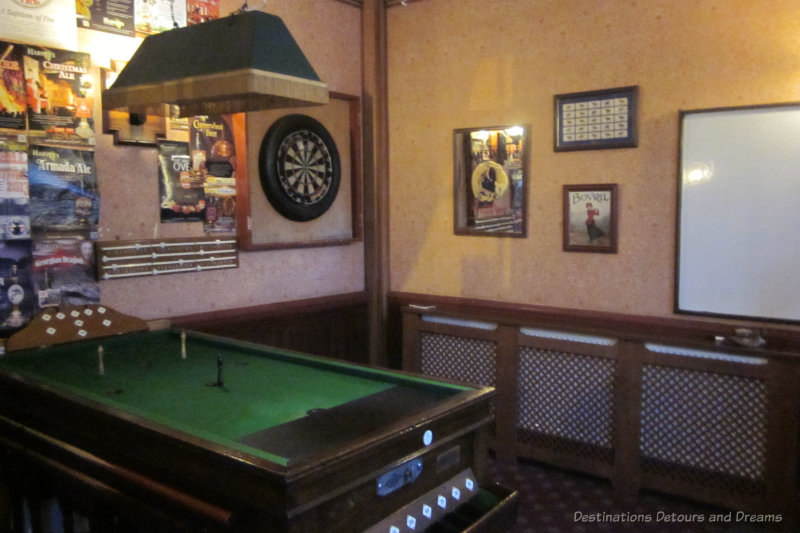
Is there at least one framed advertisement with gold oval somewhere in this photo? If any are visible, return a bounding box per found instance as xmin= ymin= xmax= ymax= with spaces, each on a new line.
xmin=453 ymin=125 xmax=529 ymax=237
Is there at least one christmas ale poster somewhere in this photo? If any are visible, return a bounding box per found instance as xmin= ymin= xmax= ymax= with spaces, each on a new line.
xmin=22 ymin=45 xmax=94 ymax=146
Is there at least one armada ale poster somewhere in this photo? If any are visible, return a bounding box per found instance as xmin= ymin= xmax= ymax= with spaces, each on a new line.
xmin=28 ymin=145 xmax=98 ymax=237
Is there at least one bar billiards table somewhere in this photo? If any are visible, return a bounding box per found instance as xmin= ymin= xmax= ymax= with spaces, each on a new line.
xmin=0 ymin=327 xmax=515 ymax=532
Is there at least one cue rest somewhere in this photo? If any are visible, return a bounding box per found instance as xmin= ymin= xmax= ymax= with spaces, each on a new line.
xmin=5 ymin=304 xmax=148 ymax=352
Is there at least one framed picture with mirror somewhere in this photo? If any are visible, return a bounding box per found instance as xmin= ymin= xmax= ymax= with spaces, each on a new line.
xmin=453 ymin=125 xmax=529 ymax=237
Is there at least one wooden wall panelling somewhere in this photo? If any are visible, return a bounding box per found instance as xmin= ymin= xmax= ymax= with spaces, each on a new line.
xmin=764 ymin=357 xmax=800 ymax=521
xmin=612 ymin=340 xmax=643 ymax=498
xmin=514 ymin=328 xmax=620 ymax=481
xmin=400 ymin=310 xmax=424 ymax=372
xmin=172 ymin=292 xmax=368 ymax=364
xmin=408 ymin=314 xmax=499 ymax=386
xmin=636 ymin=343 xmax=771 ymax=511
xmin=397 ymin=297 xmax=800 ymax=522
xmin=400 ymin=311 xmax=509 ymax=457
xmin=494 ymin=325 xmax=518 ymax=463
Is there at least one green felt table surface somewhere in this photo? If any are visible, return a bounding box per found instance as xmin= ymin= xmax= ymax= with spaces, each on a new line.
xmin=0 ymin=330 xmax=467 ymax=465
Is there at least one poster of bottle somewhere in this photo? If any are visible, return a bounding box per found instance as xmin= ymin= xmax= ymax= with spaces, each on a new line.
xmin=32 ymin=236 xmax=99 ymax=308
xmin=28 ymin=145 xmax=99 ymax=237
xmin=0 ymin=42 xmax=26 ymax=132
xmin=0 ymin=239 xmax=34 ymax=332
xmin=22 ymin=45 xmax=94 ymax=146
xmin=76 ymin=0 xmax=135 ymax=37
xmin=190 ymin=115 xmax=236 ymax=234
xmin=158 ymin=140 xmax=206 ymax=223
xmin=0 ymin=136 xmax=30 ymax=240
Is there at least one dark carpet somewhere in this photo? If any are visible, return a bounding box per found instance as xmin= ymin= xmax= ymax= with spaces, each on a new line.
xmin=487 ymin=457 xmax=791 ymax=533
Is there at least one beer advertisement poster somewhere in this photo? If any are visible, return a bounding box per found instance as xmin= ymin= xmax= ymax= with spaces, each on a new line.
xmin=32 ymin=236 xmax=99 ymax=308
xmin=158 ymin=140 xmax=205 ymax=223
xmin=190 ymin=115 xmax=236 ymax=234
xmin=0 ymin=136 xmax=30 ymax=240
xmin=77 ymin=0 xmax=135 ymax=37
xmin=28 ymin=145 xmax=98 ymax=236
xmin=0 ymin=42 xmax=26 ymax=131
xmin=22 ymin=45 xmax=94 ymax=146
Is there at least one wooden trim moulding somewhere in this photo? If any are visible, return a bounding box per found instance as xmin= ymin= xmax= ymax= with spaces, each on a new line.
xmin=388 ymin=291 xmax=800 ymax=357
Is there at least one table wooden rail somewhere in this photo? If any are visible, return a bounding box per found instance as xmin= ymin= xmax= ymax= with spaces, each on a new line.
xmin=0 ymin=416 xmax=232 ymax=533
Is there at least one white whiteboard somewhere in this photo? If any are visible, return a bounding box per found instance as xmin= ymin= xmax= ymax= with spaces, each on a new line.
xmin=677 ymin=104 xmax=800 ymax=323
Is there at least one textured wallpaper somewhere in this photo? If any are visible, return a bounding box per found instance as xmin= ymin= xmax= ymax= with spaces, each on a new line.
xmin=87 ymin=0 xmax=364 ymax=320
xmin=387 ymin=0 xmax=800 ymax=318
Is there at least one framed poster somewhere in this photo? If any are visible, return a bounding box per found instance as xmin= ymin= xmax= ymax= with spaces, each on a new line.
xmin=563 ymin=184 xmax=618 ymax=253
xmin=554 ymin=86 xmax=638 ymax=152
xmin=453 ymin=125 xmax=528 ymax=237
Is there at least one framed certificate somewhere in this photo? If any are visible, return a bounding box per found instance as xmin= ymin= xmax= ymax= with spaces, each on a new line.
xmin=554 ymin=86 xmax=638 ymax=152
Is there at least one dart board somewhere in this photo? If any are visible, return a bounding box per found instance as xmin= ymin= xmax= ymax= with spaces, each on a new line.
xmin=258 ymin=114 xmax=341 ymax=222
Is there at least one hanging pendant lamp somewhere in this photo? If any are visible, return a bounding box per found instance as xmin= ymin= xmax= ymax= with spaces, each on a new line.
xmin=102 ymin=10 xmax=328 ymax=117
